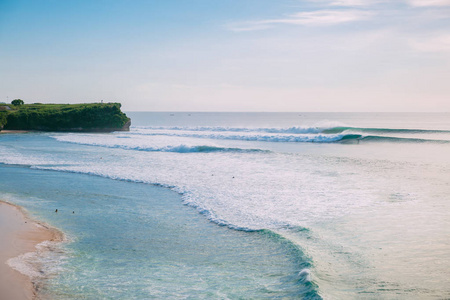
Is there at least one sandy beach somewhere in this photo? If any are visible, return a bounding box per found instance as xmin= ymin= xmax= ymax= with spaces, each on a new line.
xmin=0 ymin=201 xmax=62 ymax=300
xmin=0 ymin=130 xmax=29 ymax=134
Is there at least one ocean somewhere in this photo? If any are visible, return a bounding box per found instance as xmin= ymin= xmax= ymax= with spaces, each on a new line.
xmin=1 ymin=112 xmax=449 ymax=299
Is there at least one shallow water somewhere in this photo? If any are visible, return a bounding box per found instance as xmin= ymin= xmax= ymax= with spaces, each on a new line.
xmin=0 ymin=166 xmax=317 ymax=299
xmin=1 ymin=112 xmax=449 ymax=299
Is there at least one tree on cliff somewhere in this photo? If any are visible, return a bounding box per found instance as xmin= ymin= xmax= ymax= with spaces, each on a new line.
xmin=11 ymin=99 xmax=24 ymax=106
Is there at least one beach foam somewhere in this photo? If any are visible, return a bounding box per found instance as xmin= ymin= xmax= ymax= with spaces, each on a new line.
xmin=7 ymin=240 xmax=66 ymax=280
xmin=0 ymin=201 xmax=64 ymax=300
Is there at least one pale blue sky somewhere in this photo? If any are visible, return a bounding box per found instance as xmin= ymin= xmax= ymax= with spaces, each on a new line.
xmin=1 ymin=0 xmax=449 ymax=111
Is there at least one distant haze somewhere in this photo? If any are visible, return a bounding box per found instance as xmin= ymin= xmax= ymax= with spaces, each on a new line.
xmin=1 ymin=0 xmax=449 ymax=112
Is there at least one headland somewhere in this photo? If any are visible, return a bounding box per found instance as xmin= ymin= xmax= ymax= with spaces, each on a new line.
xmin=0 ymin=102 xmax=130 ymax=132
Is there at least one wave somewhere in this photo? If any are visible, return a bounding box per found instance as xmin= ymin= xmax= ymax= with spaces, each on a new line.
xmin=256 ymin=229 xmax=322 ymax=299
xmin=129 ymin=132 xmax=349 ymax=143
xmin=7 ymin=240 xmax=66 ymax=280
xmin=341 ymin=134 xmax=450 ymax=144
xmin=135 ymin=125 xmax=325 ymax=134
xmin=131 ymin=132 xmax=450 ymax=144
xmin=52 ymin=133 xmax=450 ymax=151
xmin=322 ymin=126 xmax=450 ymax=134
xmin=1 ymin=160 xmax=323 ymax=299
xmin=93 ymin=144 xmax=265 ymax=153
xmin=135 ymin=125 xmax=450 ymax=135
xmin=128 ymin=125 xmax=450 ymax=144
xmin=50 ymin=136 xmax=265 ymax=153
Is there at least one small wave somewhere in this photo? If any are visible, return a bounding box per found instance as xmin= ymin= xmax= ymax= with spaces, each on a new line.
xmin=323 ymin=126 xmax=450 ymax=134
xmin=340 ymin=134 xmax=450 ymax=144
xmin=51 ymin=137 xmax=265 ymax=153
xmin=7 ymin=251 xmax=44 ymax=278
xmin=7 ymin=240 xmax=66 ymax=279
xmin=158 ymin=145 xmax=265 ymax=153
xmin=116 ymin=144 xmax=264 ymax=153
xmin=298 ymin=269 xmax=312 ymax=283
xmin=256 ymin=229 xmax=322 ymax=299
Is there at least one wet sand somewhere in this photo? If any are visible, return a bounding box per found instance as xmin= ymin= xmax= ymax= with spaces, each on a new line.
xmin=0 ymin=201 xmax=62 ymax=300
xmin=0 ymin=130 xmax=29 ymax=134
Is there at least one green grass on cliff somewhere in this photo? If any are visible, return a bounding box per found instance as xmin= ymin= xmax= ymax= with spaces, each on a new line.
xmin=1 ymin=102 xmax=130 ymax=131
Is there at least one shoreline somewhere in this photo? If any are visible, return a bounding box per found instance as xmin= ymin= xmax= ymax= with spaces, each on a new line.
xmin=0 ymin=200 xmax=63 ymax=300
xmin=0 ymin=130 xmax=30 ymax=134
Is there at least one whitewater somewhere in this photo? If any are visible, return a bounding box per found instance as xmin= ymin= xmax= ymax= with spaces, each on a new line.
xmin=0 ymin=112 xmax=449 ymax=299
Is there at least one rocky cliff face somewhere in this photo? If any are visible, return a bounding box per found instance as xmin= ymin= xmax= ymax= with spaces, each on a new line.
xmin=61 ymin=119 xmax=131 ymax=132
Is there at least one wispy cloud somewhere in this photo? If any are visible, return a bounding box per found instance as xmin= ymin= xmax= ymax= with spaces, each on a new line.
xmin=318 ymin=0 xmax=450 ymax=7
xmin=228 ymin=10 xmax=373 ymax=31
xmin=307 ymin=0 xmax=387 ymax=7
xmin=407 ymin=0 xmax=450 ymax=6
xmin=330 ymin=0 xmax=370 ymax=6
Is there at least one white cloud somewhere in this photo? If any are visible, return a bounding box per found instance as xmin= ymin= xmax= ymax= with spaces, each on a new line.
xmin=408 ymin=0 xmax=450 ymax=6
xmin=409 ymin=34 xmax=450 ymax=52
xmin=228 ymin=10 xmax=373 ymax=31
xmin=307 ymin=0 xmax=386 ymax=7
xmin=330 ymin=0 xmax=370 ymax=5
xmin=226 ymin=23 xmax=272 ymax=32
xmin=287 ymin=10 xmax=373 ymax=25
xmin=320 ymin=0 xmax=450 ymax=7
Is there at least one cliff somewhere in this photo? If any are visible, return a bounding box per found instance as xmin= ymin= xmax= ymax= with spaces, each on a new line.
xmin=0 ymin=103 xmax=130 ymax=132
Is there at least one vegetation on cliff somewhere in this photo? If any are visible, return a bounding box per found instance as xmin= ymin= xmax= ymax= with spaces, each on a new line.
xmin=0 ymin=112 xmax=7 ymax=129
xmin=11 ymin=99 xmax=24 ymax=106
xmin=0 ymin=102 xmax=130 ymax=132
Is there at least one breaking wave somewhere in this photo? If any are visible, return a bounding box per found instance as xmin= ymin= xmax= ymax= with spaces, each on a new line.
xmin=51 ymin=135 xmax=266 ymax=153
xmin=127 ymin=125 xmax=450 ymax=144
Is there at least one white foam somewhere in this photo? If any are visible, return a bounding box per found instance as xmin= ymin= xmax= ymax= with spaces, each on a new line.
xmin=298 ymin=269 xmax=312 ymax=283
xmin=7 ymin=240 xmax=67 ymax=280
xmin=0 ymin=129 xmax=384 ymax=232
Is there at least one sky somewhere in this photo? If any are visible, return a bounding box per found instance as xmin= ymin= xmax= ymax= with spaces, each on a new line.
xmin=0 ymin=0 xmax=449 ymax=112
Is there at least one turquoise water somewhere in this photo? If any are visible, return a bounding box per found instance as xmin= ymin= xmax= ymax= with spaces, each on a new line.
xmin=0 ymin=165 xmax=316 ymax=299
xmin=1 ymin=112 xmax=450 ymax=299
